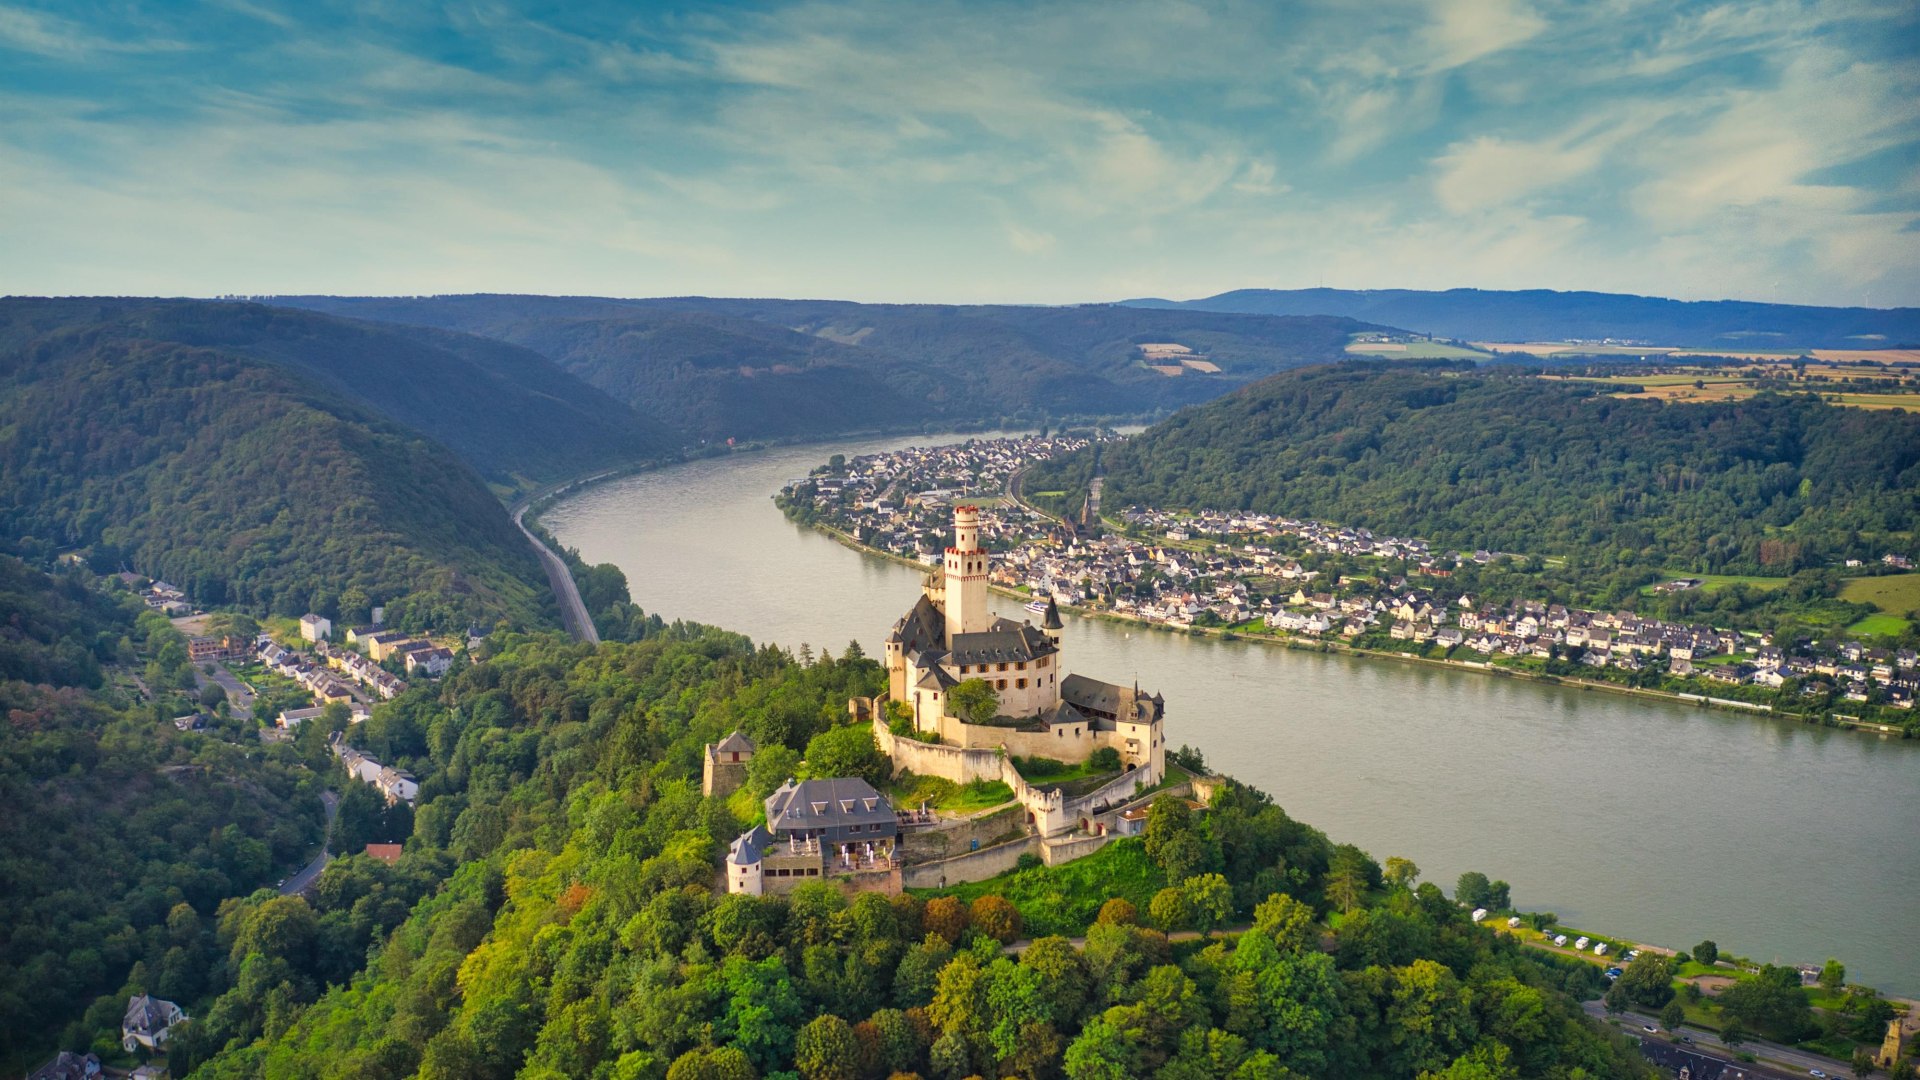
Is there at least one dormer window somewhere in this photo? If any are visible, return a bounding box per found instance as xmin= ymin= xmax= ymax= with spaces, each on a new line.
xmin=840 ymin=800 xmax=855 ymax=814
xmin=810 ymin=801 xmax=827 ymax=815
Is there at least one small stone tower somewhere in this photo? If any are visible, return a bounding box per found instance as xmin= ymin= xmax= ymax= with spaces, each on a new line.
xmin=943 ymin=506 xmax=990 ymax=645
xmin=702 ymin=731 xmax=756 ymax=798
xmin=1875 ymin=1017 xmax=1905 ymax=1070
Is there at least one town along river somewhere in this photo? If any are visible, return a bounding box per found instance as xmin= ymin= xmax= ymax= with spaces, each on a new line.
xmin=543 ymin=433 xmax=1920 ymax=996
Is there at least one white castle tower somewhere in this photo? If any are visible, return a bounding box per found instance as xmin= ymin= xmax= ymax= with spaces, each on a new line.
xmin=943 ymin=505 xmax=991 ymax=646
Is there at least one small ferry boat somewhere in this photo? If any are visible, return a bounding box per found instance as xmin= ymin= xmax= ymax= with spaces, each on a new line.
xmin=1024 ymin=598 xmax=1051 ymax=615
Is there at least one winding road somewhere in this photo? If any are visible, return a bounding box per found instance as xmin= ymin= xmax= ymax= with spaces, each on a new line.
xmin=280 ymin=790 xmax=340 ymax=896
xmin=512 ymin=497 xmax=600 ymax=644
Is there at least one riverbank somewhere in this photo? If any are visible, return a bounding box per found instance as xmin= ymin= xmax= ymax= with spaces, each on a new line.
xmin=799 ymin=514 xmax=1905 ymax=738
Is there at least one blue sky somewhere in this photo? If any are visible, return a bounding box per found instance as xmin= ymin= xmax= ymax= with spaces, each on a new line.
xmin=2 ymin=0 xmax=1915 ymax=306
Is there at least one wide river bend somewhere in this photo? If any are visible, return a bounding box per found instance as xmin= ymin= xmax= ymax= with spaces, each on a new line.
xmin=543 ymin=433 xmax=1920 ymax=995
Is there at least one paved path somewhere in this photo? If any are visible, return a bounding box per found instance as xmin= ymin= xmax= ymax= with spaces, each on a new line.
xmin=281 ymin=790 xmax=340 ymax=896
xmin=511 ymin=498 xmax=600 ymax=644
xmin=1582 ymin=1000 xmax=1842 ymax=1078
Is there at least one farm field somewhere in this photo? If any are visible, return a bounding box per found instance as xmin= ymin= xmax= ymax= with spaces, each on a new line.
xmin=1840 ymin=573 xmax=1920 ymax=618
xmin=1848 ymin=613 xmax=1912 ymax=636
xmin=1645 ymin=571 xmax=1788 ymax=594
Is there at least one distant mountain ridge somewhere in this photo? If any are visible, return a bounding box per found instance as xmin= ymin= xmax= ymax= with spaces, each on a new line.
xmin=265 ymin=294 xmax=1377 ymax=441
xmin=1121 ymin=287 xmax=1920 ymax=351
xmin=0 ymin=298 xmax=678 ymax=484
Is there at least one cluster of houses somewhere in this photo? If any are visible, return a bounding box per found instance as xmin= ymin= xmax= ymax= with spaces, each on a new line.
xmin=119 ymin=572 xmax=190 ymax=616
xmin=785 ymin=440 xmax=1918 ymax=715
xmin=259 ymin=617 xmax=456 ymax=730
xmin=332 ymin=733 xmax=420 ymax=805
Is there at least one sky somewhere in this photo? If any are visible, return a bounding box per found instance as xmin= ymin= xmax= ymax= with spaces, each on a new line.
xmin=1 ymin=0 xmax=1916 ymax=307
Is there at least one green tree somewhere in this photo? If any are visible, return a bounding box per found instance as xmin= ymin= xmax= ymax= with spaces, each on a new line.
xmin=1149 ymin=887 xmax=1191 ymax=933
xmin=794 ymin=1014 xmax=859 ymax=1080
xmin=1252 ymin=893 xmax=1317 ymax=955
xmin=1143 ymin=794 xmax=1209 ymax=883
xmin=1454 ymin=871 xmax=1491 ymax=908
xmin=802 ymin=724 xmax=889 ymax=786
xmin=1693 ymin=940 xmax=1718 ymax=967
xmin=1384 ymin=856 xmax=1420 ymax=890
xmin=1063 ymin=1016 xmax=1139 ymax=1079
xmin=946 ymin=679 xmax=1000 ymax=724
xmin=1618 ymin=953 xmax=1675 ymax=1008
xmin=1325 ymin=847 xmax=1373 ymax=914
xmin=1660 ymin=999 xmax=1686 ymax=1032
xmin=1182 ymin=873 xmax=1233 ymax=937
xmin=1820 ymin=957 xmax=1846 ymax=993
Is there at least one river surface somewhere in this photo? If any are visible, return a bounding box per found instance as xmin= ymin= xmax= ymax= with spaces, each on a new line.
xmin=544 ymin=433 xmax=1920 ymax=995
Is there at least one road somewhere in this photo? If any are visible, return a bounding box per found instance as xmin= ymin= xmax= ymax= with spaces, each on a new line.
xmin=1582 ymin=1000 xmax=1839 ymax=1078
xmin=280 ymin=790 xmax=340 ymax=896
xmin=511 ymin=498 xmax=600 ymax=644
xmin=186 ymin=658 xmax=255 ymax=721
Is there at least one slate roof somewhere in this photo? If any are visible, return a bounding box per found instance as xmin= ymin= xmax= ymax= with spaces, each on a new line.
xmin=766 ymin=778 xmax=895 ymax=833
xmin=915 ymin=666 xmax=959 ymax=691
xmin=27 ymin=1052 xmax=100 ymax=1080
xmin=1042 ymin=595 xmax=1063 ymax=630
xmin=728 ymin=825 xmax=774 ymax=865
xmin=714 ymin=730 xmax=757 ymax=755
xmin=947 ymin=620 xmax=1056 ymax=666
xmin=888 ymin=594 xmax=945 ymax=653
xmin=123 ymin=994 xmax=181 ymax=1036
xmin=1060 ymin=674 xmax=1158 ymax=722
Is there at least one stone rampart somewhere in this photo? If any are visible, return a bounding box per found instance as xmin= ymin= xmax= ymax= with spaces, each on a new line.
xmin=900 ymin=835 xmax=1039 ymax=889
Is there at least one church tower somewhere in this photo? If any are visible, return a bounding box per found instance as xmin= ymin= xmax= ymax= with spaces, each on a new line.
xmin=944 ymin=506 xmax=990 ymax=645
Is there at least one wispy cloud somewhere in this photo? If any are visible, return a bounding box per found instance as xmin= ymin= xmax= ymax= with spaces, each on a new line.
xmin=0 ymin=0 xmax=1913 ymax=305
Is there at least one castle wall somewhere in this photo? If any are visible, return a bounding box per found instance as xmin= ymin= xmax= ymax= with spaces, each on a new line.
xmin=1040 ymin=831 xmax=1113 ymax=866
xmin=898 ymin=804 xmax=1025 ymax=862
xmin=900 ymin=835 xmax=1038 ymax=889
xmin=874 ymin=717 xmax=1006 ymax=785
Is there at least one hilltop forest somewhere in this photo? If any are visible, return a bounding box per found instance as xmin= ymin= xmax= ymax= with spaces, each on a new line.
xmin=141 ymin=616 xmax=1652 ymax=1080
xmin=1029 ymin=364 xmax=1920 ymax=579
xmin=268 ymin=294 xmax=1373 ymax=442
xmin=0 ymin=300 xmax=595 ymax=631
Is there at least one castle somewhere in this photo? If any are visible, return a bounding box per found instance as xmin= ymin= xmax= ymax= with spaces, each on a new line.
xmin=726 ymin=505 xmax=1175 ymax=897
xmin=867 ymin=505 xmax=1167 ymax=835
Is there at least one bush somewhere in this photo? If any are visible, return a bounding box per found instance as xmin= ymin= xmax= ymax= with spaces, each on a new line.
xmin=1088 ymin=747 xmax=1121 ymax=772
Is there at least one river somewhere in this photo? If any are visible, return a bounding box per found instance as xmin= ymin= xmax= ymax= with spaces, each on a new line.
xmin=542 ymin=433 xmax=1920 ymax=995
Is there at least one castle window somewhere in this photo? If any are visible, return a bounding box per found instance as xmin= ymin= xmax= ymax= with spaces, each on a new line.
xmin=997 ymin=679 xmax=1007 ymax=690
xmin=997 ymin=662 xmax=1007 ymax=671
xmin=1016 ymin=661 xmax=1026 ymax=670
xmin=1016 ymin=678 xmax=1026 ymax=689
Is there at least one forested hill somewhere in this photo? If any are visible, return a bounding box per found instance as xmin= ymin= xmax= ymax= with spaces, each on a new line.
xmin=1031 ymin=364 xmax=1920 ymax=576
xmin=171 ymin=624 xmax=1650 ymax=1079
xmin=0 ymin=556 xmax=323 ymax=1070
xmin=266 ymin=294 xmax=1373 ymax=441
xmin=1123 ymin=287 xmax=1920 ymax=350
xmin=0 ymin=299 xmax=677 ymax=485
xmin=0 ymin=302 xmax=557 ymax=629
